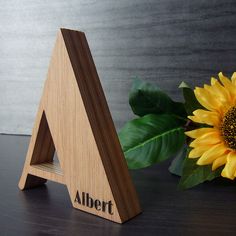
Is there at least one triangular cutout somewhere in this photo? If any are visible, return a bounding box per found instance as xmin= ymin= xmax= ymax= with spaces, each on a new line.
xmin=20 ymin=111 xmax=64 ymax=187
xmin=18 ymin=28 xmax=141 ymax=223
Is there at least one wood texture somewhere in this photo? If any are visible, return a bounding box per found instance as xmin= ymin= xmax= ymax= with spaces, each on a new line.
xmin=3 ymin=134 xmax=236 ymax=235
xmin=2 ymin=0 xmax=236 ymax=135
xmin=18 ymin=29 xmax=141 ymax=223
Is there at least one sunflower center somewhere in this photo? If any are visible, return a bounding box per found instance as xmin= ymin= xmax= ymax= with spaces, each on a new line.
xmin=222 ymin=106 xmax=236 ymax=150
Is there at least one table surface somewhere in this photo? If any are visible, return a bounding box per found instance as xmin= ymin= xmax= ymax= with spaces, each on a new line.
xmin=1 ymin=134 xmax=236 ymax=236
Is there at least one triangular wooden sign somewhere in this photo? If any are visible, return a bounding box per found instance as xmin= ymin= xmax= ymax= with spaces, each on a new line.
xmin=18 ymin=28 xmax=141 ymax=223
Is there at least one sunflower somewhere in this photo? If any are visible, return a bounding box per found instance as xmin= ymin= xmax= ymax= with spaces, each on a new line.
xmin=185 ymin=72 xmax=236 ymax=180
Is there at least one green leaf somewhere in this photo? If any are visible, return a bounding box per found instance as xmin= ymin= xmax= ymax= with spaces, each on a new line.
xmin=179 ymin=81 xmax=203 ymax=115
xmin=118 ymin=114 xmax=185 ymax=169
xmin=168 ymin=145 xmax=187 ymax=176
xmin=129 ymin=79 xmax=187 ymax=121
xmin=178 ymin=152 xmax=223 ymax=190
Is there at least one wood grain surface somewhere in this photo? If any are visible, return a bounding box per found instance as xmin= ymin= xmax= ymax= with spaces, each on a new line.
xmin=3 ymin=134 xmax=236 ymax=235
xmin=18 ymin=29 xmax=141 ymax=223
xmin=1 ymin=0 xmax=236 ymax=134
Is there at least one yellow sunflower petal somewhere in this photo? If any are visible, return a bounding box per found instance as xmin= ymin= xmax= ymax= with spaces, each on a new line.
xmin=212 ymin=154 xmax=227 ymax=171
xmin=219 ymin=72 xmax=231 ymax=85
xmin=208 ymin=79 xmax=231 ymax=105
xmin=206 ymin=76 xmax=232 ymax=113
xmin=189 ymin=145 xmax=214 ymax=158
xmin=211 ymin=77 xmax=217 ymax=85
xmin=197 ymin=143 xmax=227 ymax=165
xmin=189 ymin=132 xmax=222 ymax=147
xmin=188 ymin=109 xmax=220 ymax=126
xmin=194 ymin=87 xmax=221 ymax=112
xmin=231 ymin=72 xmax=236 ymax=85
xmin=221 ymin=152 xmax=236 ymax=180
xmin=218 ymin=72 xmax=236 ymax=97
xmin=185 ymin=127 xmax=216 ymax=139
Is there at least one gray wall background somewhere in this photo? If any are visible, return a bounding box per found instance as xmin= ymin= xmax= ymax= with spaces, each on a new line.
xmin=1 ymin=0 xmax=236 ymax=135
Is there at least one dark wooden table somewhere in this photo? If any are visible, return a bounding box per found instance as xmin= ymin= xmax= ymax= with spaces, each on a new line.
xmin=1 ymin=134 xmax=236 ymax=235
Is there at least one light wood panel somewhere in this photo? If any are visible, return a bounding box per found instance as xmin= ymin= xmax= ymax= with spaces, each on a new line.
xmin=18 ymin=28 xmax=141 ymax=223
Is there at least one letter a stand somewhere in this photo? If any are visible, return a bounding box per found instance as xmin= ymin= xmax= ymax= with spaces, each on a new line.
xmin=18 ymin=28 xmax=141 ymax=223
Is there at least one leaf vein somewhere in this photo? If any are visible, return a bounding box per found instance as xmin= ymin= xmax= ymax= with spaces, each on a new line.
xmin=124 ymin=127 xmax=183 ymax=154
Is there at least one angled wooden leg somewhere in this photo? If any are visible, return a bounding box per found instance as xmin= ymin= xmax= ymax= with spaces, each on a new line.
xmin=18 ymin=111 xmax=56 ymax=190
xmin=19 ymin=174 xmax=47 ymax=190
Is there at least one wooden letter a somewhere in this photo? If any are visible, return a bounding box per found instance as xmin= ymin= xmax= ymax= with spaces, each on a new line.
xmin=18 ymin=28 xmax=141 ymax=223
